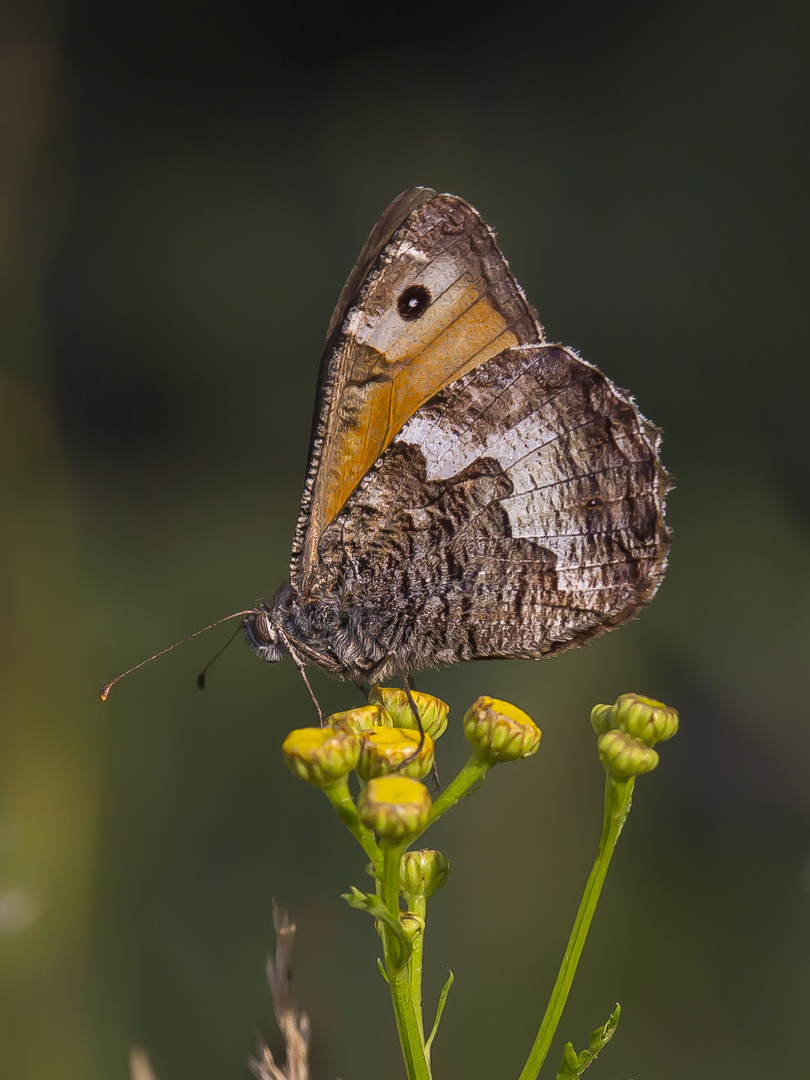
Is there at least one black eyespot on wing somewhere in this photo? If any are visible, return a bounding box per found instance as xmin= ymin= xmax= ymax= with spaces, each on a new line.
xmin=397 ymin=284 xmax=431 ymax=321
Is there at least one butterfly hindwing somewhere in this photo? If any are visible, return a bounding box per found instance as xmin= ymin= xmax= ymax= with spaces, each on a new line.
xmin=308 ymin=343 xmax=669 ymax=671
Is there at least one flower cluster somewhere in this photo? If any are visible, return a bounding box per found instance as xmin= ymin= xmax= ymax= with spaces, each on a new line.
xmin=278 ymin=684 xmax=678 ymax=1080
xmin=590 ymin=692 xmax=679 ymax=780
xmin=281 ymin=688 xmax=542 ymax=843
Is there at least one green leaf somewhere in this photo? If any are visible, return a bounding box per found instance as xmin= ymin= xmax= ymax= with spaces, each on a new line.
xmin=341 ymin=887 xmax=397 ymax=930
xmin=555 ymin=1004 xmax=621 ymax=1079
xmin=340 ymin=887 xmax=413 ymax=964
xmin=341 ymin=885 xmax=378 ymax=912
xmin=424 ymin=969 xmax=454 ymax=1055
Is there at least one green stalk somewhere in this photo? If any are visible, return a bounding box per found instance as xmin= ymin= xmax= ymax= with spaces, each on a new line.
xmin=429 ymin=757 xmax=491 ymax=824
xmin=323 ymin=777 xmax=382 ymax=871
xmin=407 ymin=894 xmax=427 ymax=1047
xmin=517 ymin=775 xmax=635 ymax=1080
xmin=379 ymin=842 xmax=431 ymax=1080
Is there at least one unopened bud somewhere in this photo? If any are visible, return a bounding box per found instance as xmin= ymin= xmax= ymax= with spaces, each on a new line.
xmin=368 ymin=687 xmax=449 ymax=740
xmin=598 ymin=729 xmax=659 ymax=780
xmin=590 ymin=703 xmax=615 ymax=736
xmin=282 ymin=727 xmax=360 ymax=787
xmin=357 ymin=726 xmax=434 ymax=781
xmin=357 ymin=776 xmax=432 ymax=842
xmin=462 ymin=697 xmax=541 ymax=763
xmin=400 ymin=849 xmax=450 ymax=899
xmin=612 ymin=693 xmax=679 ymax=746
xmin=399 ymin=911 xmax=425 ymax=943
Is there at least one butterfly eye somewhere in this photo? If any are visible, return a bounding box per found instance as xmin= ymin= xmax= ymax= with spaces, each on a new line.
xmin=397 ymin=284 xmax=431 ymax=321
xmin=251 ymin=612 xmax=273 ymax=643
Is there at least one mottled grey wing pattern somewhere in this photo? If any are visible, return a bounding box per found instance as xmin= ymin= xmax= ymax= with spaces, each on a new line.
xmin=310 ymin=343 xmax=670 ymax=672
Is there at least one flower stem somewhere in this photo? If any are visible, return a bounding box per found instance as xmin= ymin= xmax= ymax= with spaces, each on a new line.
xmin=429 ymin=757 xmax=490 ymax=824
xmin=408 ymin=895 xmax=427 ymax=1047
xmin=323 ymin=778 xmax=381 ymax=870
xmin=517 ymin=775 xmax=635 ymax=1080
xmin=388 ymin=960 xmax=431 ymax=1080
xmin=380 ymin=842 xmax=431 ymax=1080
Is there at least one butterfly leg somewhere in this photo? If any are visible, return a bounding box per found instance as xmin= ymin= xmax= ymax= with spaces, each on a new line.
xmin=391 ymin=657 xmax=420 ymax=725
xmin=356 ymin=653 xmax=425 ymax=738
xmin=355 ymin=655 xmax=416 ymax=695
xmin=391 ymin=657 xmax=442 ymax=787
xmin=356 ymin=656 xmax=440 ymax=787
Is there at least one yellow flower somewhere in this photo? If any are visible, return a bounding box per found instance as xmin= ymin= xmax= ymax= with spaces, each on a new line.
xmin=368 ymin=687 xmax=449 ymax=739
xmin=281 ymin=727 xmax=360 ymax=787
xmin=357 ymin=726 xmax=434 ymax=781
xmin=357 ymin=776 xmax=432 ymax=842
xmin=462 ymin=697 xmax=541 ymax=763
xmin=328 ymin=703 xmax=386 ymax=734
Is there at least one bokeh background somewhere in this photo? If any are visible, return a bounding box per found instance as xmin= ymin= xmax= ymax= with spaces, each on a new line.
xmin=3 ymin=1 xmax=809 ymax=1077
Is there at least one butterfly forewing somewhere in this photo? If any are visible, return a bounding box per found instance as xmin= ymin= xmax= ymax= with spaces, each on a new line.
xmin=291 ymin=191 xmax=544 ymax=594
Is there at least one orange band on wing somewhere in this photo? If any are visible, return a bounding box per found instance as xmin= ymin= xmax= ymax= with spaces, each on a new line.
xmin=302 ymin=294 xmax=518 ymax=582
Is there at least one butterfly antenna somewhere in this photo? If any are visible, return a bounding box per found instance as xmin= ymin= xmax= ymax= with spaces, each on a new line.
xmin=99 ymin=609 xmax=256 ymax=701
xmin=196 ymin=620 xmax=246 ymax=690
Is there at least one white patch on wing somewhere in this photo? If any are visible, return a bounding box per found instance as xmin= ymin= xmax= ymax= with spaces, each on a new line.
xmin=354 ymin=255 xmax=474 ymax=356
xmin=399 ymin=410 xmax=553 ymax=481
xmin=391 ymin=241 xmax=428 ymax=262
xmin=399 ymin=405 xmax=639 ymax=541
xmin=344 ymin=307 xmax=367 ymax=336
xmin=501 ymin=492 xmax=571 ymax=538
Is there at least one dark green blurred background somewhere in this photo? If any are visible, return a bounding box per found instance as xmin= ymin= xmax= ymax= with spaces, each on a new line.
xmin=2 ymin=0 xmax=809 ymax=1077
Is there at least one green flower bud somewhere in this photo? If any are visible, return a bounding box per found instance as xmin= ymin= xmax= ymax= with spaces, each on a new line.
xmin=282 ymin=727 xmax=360 ymax=787
xmin=368 ymin=686 xmax=449 ymax=739
xmin=590 ymin=703 xmax=615 ymax=735
xmin=328 ymin=703 xmax=387 ymax=733
xmin=399 ymin=911 xmax=425 ymax=942
xmin=613 ymin=693 xmax=679 ymax=746
xmin=400 ymin=849 xmax=450 ymax=899
xmin=598 ymin=729 xmax=659 ymax=780
xmin=462 ymin=696 xmax=541 ymax=763
xmin=357 ymin=776 xmax=432 ymax=842
xmin=357 ymin=726 xmax=435 ymax=781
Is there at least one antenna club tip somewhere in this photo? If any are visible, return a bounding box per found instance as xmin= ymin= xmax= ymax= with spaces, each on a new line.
xmin=99 ymin=684 xmax=112 ymax=702
xmin=196 ymin=673 xmax=206 ymax=690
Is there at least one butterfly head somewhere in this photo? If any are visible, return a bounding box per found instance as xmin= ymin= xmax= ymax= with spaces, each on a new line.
xmin=243 ymin=588 xmax=329 ymax=721
xmin=243 ymin=605 xmax=286 ymax=664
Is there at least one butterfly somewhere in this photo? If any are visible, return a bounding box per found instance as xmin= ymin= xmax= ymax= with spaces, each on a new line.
xmin=244 ymin=187 xmax=670 ymax=699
